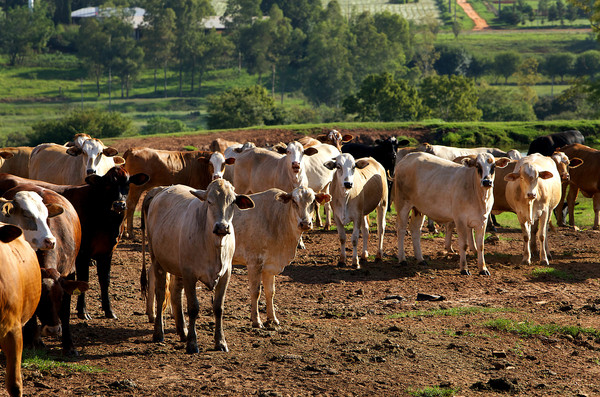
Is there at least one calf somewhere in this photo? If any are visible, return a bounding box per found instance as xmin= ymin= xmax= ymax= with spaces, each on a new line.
xmin=0 ymin=223 xmax=40 ymax=397
xmin=505 ymin=154 xmax=562 ymax=265
xmin=527 ymin=130 xmax=584 ymax=156
xmin=144 ymin=180 xmax=254 ymax=353
xmin=394 ymin=152 xmax=509 ymax=275
xmin=324 ymin=154 xmax=388 ymax=268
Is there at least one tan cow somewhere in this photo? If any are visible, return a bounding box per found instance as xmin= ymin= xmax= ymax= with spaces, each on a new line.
xmin=0 ymin=147 xmax=33 ymax=178
xmin=303 ymin=143 xmax=339 ymax=229
xmin=299 ymin=130 xmax=353 ymax=151
xmin=29 ymin=136 xmax=123 ymax=185
xmin=233 ymin=141 xmax=318 ymax=194
xmin=555 ymin=144 xmax=600 ymax=228
xmin=505 ymin=154 xmax=562 ymax=266
xmin=209 ymin=137 xmax=240 ymax=153
xmin=122 ymin=147 xmax=226 ymax=238
xmin=0 ymin=223 xmax=41 ymax=397
xmin=394 ymin=152 xmax=509 ymax=275
xmin=144 ymin=180 xmax=254 ymax=353
xmin=417 ymin=143 xmax=512 ymax=161
xmin=324 ymin=154 xmax=388 ymax=268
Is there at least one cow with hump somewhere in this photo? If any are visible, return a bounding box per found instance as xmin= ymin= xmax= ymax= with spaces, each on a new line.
xmin=394 ymin=152 xmax=509 ymax=275
xmin=144 ymin=180 xmax=254 ymax=353
xmin=1 ymin=184 xmax=87 ymax=356
xmin=325 ymin=154 xmax=388 ymax=268
xmin=0 ymin=146 xmax=33 ymax=178
xmin=504 ymin=154 xmax=562 ymax=266
xmin=29 ymin=133 xmax=124 ymax=185
xmin=0 ymin=223 xmax=41 ymax=397
xmin=122 ymin=147 xmax=233 ymax=238
xmin=0 ymin=167 xmax=149 ymax=320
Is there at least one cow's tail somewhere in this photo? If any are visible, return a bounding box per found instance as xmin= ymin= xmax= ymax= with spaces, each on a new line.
xmin=140 ymin=186 xmax=166 ymax=301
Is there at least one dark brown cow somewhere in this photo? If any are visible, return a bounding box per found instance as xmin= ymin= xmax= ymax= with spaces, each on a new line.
xmin=122 ymin=147 xmax=215 ymax=238
xmin=2 ymin=184 xmax=87 ymax=355
xmin=0 ymin=167 xmax=149 ymax=320
xmin=0 ymin=223 xmax=40 ymax=397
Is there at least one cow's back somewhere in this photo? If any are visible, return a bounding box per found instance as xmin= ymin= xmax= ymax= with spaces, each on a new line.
xmin=233 ymin=148 xmax=285 ymax=193
xmin=30 ymin=144 xmax=84 ymax=185
xmin=561 ymin=143 xmax=600 ymax=196
xmin=528 ymin=130 xmax=585 ymax=156
xmin=354 ymin=158 xmax=387 ymax=215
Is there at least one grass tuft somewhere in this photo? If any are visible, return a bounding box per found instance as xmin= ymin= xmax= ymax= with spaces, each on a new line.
xmin=22 ymin=349 xmax=106 ymax=374
xmin=387 ymin=306 xmax=514 ymax=319
xmin=484 ymin=318 xmax=600 ymax=339
xmin=408 ymin=386 xmax=460 ymax=397
xmin=531 ymin=267 xmax=574 ymax=280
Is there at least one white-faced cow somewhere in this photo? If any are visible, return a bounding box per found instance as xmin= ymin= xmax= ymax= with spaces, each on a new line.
xmin=144 ymin=180 xmax=254 ymax=353
xmin=325 ymin=154 xmax=388 ymax=268
xmin=394 ymin=152 xmax=509 ymax=275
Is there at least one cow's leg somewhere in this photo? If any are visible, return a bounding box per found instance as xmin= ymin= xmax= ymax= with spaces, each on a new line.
xmin=170 ymin=275 xmax=187 ymax=342
xmin=75 ymin=253 xmax=91 ymax=320
xmin=146 ymin=261 xmax=157 ymax=323
xmin=467 ymin=226 xmax=477 ymax=254
xmin=396 ymin=203 xmax=411 ymax=265
xmin=334 ymin=213 xmax=347 ymax=267
xmin=247 ymin=263 xmax=263 ymax=328
xmin=125 ymin=184 xmax=144 ymax=239
xmin=324 ymin=201 xmax=332 ymax=230
xmin=567 ymin=184 xmax=579 ymax=227
xmin=593 ymin=193 xmax=600 ymax=230
xmin=95 ymin=253 xmax=116 ymax=319
xmin=555 ymin=183 xmax=568 ymax=226
xmin=473 ymin=223 xmax=489 ymax=275
xmin=357 ymin=215 xmax=369 ymax=268
xmin=60 ymin=291 xmax=77 ymax=356
xmin=212 ymin=266 xmax=230 ymax=352
xmin=519 ymin=220 xmax=532 ymax=266
xmin=22 ymin=316 xmax=42 ymax=349
xmin=538 ymin=212 xmax=551 ymax=266
xmin=409 ymin=210 xmax=426 ymax=265
xmin=262 ymin=270 xmax=279 ymax=328
xmin=314 ymin=201 xmax=323 ymax=228
xmin=152 ymin=263 xmax=167 ymax=343
xmin=1 ymin=328 xmax=23 ymax=397
xmin=375 ymin=205 xmax=386 ymax=261
xmin=455 ymin=221 xmax=470 ymax=275
xmin=182 ymin=275 xmax=201 ymax=354
xmin=444 ymin=222 xmax=455 ymax=253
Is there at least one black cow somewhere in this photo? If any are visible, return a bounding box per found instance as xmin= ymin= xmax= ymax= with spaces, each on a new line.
xmin=0 ymin=167 xmax=149 ymax=321
xmin=527 ymin=130 xmax=585 ymax=156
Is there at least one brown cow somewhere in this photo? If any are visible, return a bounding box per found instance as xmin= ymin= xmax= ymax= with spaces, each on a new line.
xmin=0 ymin=147 xmax=33 ymax=177
xmin=0 ymin=223 xmax=41 ymax=397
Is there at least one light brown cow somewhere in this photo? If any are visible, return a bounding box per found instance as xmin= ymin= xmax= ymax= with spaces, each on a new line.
xmin=394 ymin=152 xmax=509 ymax=275
xmin=299 ymin=130 xmax=353 ymax=151
xmin=324 ymin=154 xmax=388 ymax=268
xmin=555 ymin=144 xmax=600 ymax=228
xmin=417 ymin=143 xmax=512 ymax=161
xmin=0 ymin=147 xmax=33 ymax=178
xmin=505 ymin=154 xmax=562 ymax=266
xmin=122 ymin=147 xmax=223 ymax=238
xmin=29 ymin=136 xmax=123 ymax=185
xmin=209 ymin=138 xmax=240 ymax=153
xmin=144 ymin=180 xmax=254 ymax=353
xmin=0 ymin=223 xmax=41 ymax=397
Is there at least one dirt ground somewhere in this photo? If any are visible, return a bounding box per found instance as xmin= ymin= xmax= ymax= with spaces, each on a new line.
xmin=7 ymin=129 xmax=600 ymax=396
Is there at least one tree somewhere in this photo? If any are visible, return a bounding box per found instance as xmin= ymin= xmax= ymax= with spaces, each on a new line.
xmin=467 ymin=53 xmax=492 ymax=82
xmin=78 ymin=18 xmax=108 ymax=96
xmin=0 ymin=5 xmax=53 ymax=65
xmin=542 ymin=52 xmax=575 ymax=95
xmin=516 ymin=57 xmax=541 ymax=105
xmin=206 ymin=85 xmax=279 ymax=129
xmin=222 ymin=0 xmax=262 ymax=72
xmin=434 ymin=44 xmax=472 ymax=76
xmin=478 ymin=84 xmax=536 ymax=121
xmin=574 ymin=50 xmax=600 ymax=79
xmin=420 ymin=75 xmax=482 ymax=121
xmin=259 ymin=0 xmax=322 ymax=31
xmin=342 ymin=72 xmax=428 ymax=122
xmin=493 ymin=51 xmax=521 ymax=83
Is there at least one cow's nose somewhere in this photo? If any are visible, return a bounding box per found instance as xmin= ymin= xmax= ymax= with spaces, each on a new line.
xmin=212 ymin=174 xmax=221 ymax=180
xmin=213 ymin=223 xmax=230 ymax=236
xmin=86 ymin=169 xmax=96 ymax=175
xmin=482 ymin=179 xmax=493 ymax=188
xmin=41 ymin=324 xmax=61 ymax=337
xmin=43 ymin=238 xmax=56 ymax=250
xmin=299 ymin=220 xmax=312 ymax=231
xmin=112 ymin=201 xmax=127 ymax=212
xmin=527 ymin=192 xmax=537 ymax=200
xmin=344 ymin=182 xmax=353 ymax=189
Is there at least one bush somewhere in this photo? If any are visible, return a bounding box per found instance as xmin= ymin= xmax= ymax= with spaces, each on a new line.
xmin=29 ymin=109 xmax=133 ymax=145
xmin=478 ymin=85 xmax=536 ymax=121
xmin=206 ymin=85 xmax=278 ymax=129
xmin=140 ymin=117 xmax=187 ymax=135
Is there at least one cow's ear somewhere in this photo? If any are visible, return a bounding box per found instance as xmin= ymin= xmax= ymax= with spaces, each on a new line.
xmin=461 ymin=157 xmax=476 ymax=167
xmin=130 ymin=173 xmax=150 ymax=186
xmin=225 ymin=157 xmax=236 ymax=165
xmin=342 ymin=134 xmax=353 ymax=143
xmin=66 ymin=146 xmax=83 ymax=156
xmin=40 ymin=267 xmax=60 ymax=281
xmin=0 ymin=151 xmax=14 ymax=160
xmin=504 ymin=173 xmax=520 ymax=182
xmin=396 ymin=139 xmax=410 ymax=147
xmin=103 ymin=147 xmax=119 ymax=157
xmin=356 ymin=159 xmax=370 ymax=169
xmin=191 ymin=189 xmax=208 ymax=201
xmin=539 ymin=171 xmax=554 ymax=180
xmin=233 ymin=147 xmax=244 ymax=153
xmin=198 ymin=157 xmax=210 ymax=164
xmin=0 ymin=224 xmax=21 ymax=243
xmin=85 ymin=174 xmax=103 ymax=186
xmin=315 ymin=135 xmax=328 ymax=143
xmin=61 ymin=280 xmax=90 ymax=295
xmin=495 ymin=158 xmax=511 ymax=168
xmin=323 ymin=160 xmax=336 ymax=170
xmin=315 ymin=193 xmax=331 ymax=204
xmin=569 ymin=157 xmax=583 ymax=168
xmin=113 ymin=156 xmax=125 ymax=166
xmin=275 ymin=192 xmax=292 ymax=203
xmin=235 ymin=195 xmax=254 ymax=210
xmin=1 ymin=201 xmax=15 ymax=217
xmin=304 ymin=147 xmax=318 ymax=156
xmin=46 ymin=203 xmax=64 ymax=218
xmin=275 ymin=145 xmax=287 ymax=154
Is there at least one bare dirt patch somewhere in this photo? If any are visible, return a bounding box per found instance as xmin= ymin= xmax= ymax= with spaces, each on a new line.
xmin=7 ymin=130 xmax=600 ymax=397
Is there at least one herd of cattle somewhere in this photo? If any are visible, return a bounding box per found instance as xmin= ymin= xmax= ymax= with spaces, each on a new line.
xmin=0 ymin=128 xmax=597 ymax=396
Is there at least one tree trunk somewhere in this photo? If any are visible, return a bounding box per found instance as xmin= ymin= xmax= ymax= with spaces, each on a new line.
xmin=280 ymin=74 xmax=286 ymax=105
xmin=164 ymin=61 xmax=168 ymax=98
xmin=191 ymin=59 xmax=195 ymax=93
xmin=108 ymin=66 xmax=112 ymax=112
xmin=126 ymin=75 xmax=130 ymax=98
xmin=271 ymin=64 xmax=276 ymax=99
xmin=96 ymin=73 xmax=101 ymax=97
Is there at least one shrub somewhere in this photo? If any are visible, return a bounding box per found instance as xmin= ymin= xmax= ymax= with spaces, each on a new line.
xmin=206 ymin=85 xmax=278 ymax=129
xmin=29 ymin=109 xmax=133 ymax=145
xmin=140 ymin=117 xmax=187 ymax=135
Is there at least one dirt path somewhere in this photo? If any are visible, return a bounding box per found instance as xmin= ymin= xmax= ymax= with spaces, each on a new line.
xmin=457 ymin=0 xmax=489 ymax=30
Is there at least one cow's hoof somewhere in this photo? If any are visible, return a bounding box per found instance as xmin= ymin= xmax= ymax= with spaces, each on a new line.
xmin=417 ymin=260 xmax=428 ymax=267
xmin=337 ymin=261 xmax=346 ymax=267
xmin=186 ymin=344 xmax=199 ymax=354
xmin=152 ymin=334 xmax=164 ymax=343
xmin=63 ymin=347 xmax=79 ymax=357
xmin=398 ymin=260 xmax=408 ymax=266
xmin=147 ymin=315 xmax=155 ymax=323
xmin=479 ymin=269 xmax=491 ymax=276
xmin=104 ymin=310 xmax=117 ymax=319
xmin=540 ymin=260 xmax=550 ymax=267
xmin=252 ymin=321 xmax=263 ymax=329
xmin=77 ymin=311 xmax=91 ymax=321
xmin=460 ymin=270 xmax=471 ymax=276
xmin=265 ymin=321 xmax=279 ymax=331
xmin=214 ymin=342 xmax=228 ymax=352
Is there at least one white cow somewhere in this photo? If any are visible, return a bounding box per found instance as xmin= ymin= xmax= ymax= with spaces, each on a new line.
xmin=504 ymin=154 xmax=562 ymax=266
xmin=417 ymin=143 xmax=511 ymax=161
xmin=394 ymin=152 xmax=509 ymax=275
xmin=324 ymin=154 xmax=388 ymax=268
xmin=144 ymin=180 xmax=254 ymax=353
xmin=303 ymin=143 xmax=339 ymax=229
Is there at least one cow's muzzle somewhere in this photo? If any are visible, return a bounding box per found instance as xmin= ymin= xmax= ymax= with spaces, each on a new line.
xmin=344 ymin=182 xmax=353 ymax=189
xmin=527 ymin=192 xmax=537 ymax=200
xmin=212 ymin=174 xmax=221 ymax=181
xmin=291 ymin=163 xmax=301 ymax=173
xmin=86 ymin=169 xmax=96 ymax=175
xmin=41 ymin=324 xmax=62 ymax=337
xmin=299 ymin=220 xmax=313 ymax=231
xmin=482 ymin=179 xmax=493 ymax=188
xmin=112 ymin=201 xmax=127 ymax=213
xmin=213 ymin=223 xmax=230 ymax=236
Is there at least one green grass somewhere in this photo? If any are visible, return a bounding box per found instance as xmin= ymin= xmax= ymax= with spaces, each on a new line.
xmin=409 ymin=386 xmax=460 ymax=397
xmin=22 ymin=349 xmax=106 ymax=374
xmin=484 ymin=318 xmax=600 ymax=338
xmin=387 ymin=306 xmax=515 ymax=319
xmin=531 ymin=266 xmax=574 ymax=280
